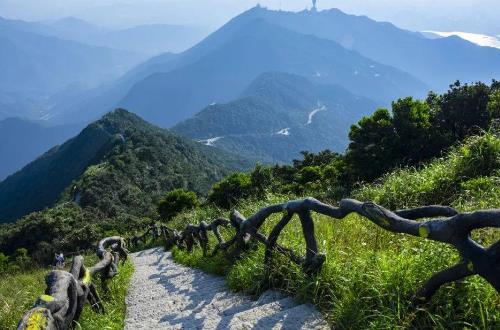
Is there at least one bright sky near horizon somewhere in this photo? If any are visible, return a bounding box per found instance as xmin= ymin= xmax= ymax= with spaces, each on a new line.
xmin=0 ymin=0 xmax=498 ymax=34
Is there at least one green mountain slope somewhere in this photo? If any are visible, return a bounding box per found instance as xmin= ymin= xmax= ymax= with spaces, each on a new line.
xmin=0 ymin=109 xmax=248 ymax=223
xmin=172 ymin=72 xmax=377 ymax=163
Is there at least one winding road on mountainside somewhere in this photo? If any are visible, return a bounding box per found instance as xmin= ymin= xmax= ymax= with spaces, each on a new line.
xmin=125 ymin=248 xmax=329 ymax=329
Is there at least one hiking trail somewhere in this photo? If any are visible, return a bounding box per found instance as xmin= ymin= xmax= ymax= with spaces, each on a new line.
xmin=125 ymin=248 xmax=329 ymax=329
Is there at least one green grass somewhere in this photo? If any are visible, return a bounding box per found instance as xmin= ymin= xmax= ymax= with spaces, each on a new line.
xmin=0 ymin=267 xmax=47 ymax=329
xmin=171 ymin=199 xmax=499 ymax=329
xmin=0 ymin=257 xmax=133 ymax=330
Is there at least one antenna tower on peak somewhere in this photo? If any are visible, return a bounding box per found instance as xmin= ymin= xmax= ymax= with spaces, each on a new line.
xmin=312 ymin=0 xmax=318 ymax=11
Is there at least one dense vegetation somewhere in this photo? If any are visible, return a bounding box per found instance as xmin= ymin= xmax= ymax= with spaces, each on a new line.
xmin=0 ymin=109 xmax=248 ymax=262
xmin=158 ymin=189 xmax=199 ymax=221
xmin=164 ymin=82 xmax=500 ymax=328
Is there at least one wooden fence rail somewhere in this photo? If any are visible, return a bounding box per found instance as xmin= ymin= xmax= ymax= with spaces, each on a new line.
xmin=150 ymin=198 xmax=499 ymax=303
xmin=17 ymin=236 xmax=128 ymax=330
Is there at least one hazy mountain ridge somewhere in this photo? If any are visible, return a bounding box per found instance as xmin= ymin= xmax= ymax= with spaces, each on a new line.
xmin=236 ymin=7 xmax=500 ymax=89
xmin=0 ymin=18 xmax=142 ymax=94
xmin=118 ymin=18 xmax=425 ymax=128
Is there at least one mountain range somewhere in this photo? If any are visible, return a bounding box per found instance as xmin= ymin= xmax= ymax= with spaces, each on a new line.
xmin=49 ymin=6 xmax=500 ymax=129
xmin=234 ymin=8 xmax=500 ymax=89
xmin=38 ymin=17 xmax=207 ymax=56
xmin=0 ymin=16 xmax=144 ymax=120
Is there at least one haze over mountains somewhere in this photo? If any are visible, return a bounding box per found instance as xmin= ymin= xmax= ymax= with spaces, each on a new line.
xmin=1 ymin=5 xmax=500 ymax=189
xmin=0 ymin=16 xmax=143 ymax=121
xmin=49 ymin=7 xmax=500 ymax=128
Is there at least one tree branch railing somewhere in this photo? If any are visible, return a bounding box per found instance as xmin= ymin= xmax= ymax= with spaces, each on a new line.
xmin=17 ymin=237 xmax=128 ymax=330
xmin=157 ymin=198 xmax=499 ymax=303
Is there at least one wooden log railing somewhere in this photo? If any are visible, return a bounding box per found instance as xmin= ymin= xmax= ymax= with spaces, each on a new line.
xmin=129 ymin=224 xmax=160 ymax=248
xmin=158 ymin=198 xmax=499 ymax=303
xmin=17 ymin=237 xmax=128 ymax=330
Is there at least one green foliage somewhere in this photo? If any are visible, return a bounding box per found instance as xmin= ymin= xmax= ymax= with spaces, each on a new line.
xmin=0 ymin=253 xmax=8 ymax=273
xmin=487 ymin=90 xmax=500 ymax=120
xmin=347 ymin=81 xmax=500 ymax=181
xmin=208 ymin=172 xmax=253 ymax=209
xmin=0 ymin=267 xmax=47 ymax=329
xmin=14 ymin=248 xmax=31 ymax=270
xmin=347 ymin=108 xmax=398 ymax=181
xmin=296 ymin=166 xmax=322 ymax=185
xmin=77 ymin=260 xmax=134 ymax=330
xmin=170 ymin=132 xmax=500 ymax=328
xmin=0 ymin=203 xmax=149 ymax=264
xmin=354 ymin=133 xmax=500 ymax=210
xmin=157 ymin=189 xmax=199 ymax=221
xmin=0 ymin=108 xmax=248 ymax=223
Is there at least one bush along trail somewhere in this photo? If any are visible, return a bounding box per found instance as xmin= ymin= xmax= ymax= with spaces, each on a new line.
xmin=17 ymin=237 xmax=128 ymax=330
xmin=138 ymin=198 xmax=499 ymax=305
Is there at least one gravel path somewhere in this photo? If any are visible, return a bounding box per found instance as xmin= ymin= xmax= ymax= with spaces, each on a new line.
xmin=125 ymin=247 xmax=329 ymax=329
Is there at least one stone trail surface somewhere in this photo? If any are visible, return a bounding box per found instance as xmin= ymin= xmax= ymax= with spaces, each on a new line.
xmin=125 ymin=248 xmax=330 ymax=329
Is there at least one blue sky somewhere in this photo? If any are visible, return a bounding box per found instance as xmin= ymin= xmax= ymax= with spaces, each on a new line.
xmin=1 ymin=0 xmax=498 ymax=34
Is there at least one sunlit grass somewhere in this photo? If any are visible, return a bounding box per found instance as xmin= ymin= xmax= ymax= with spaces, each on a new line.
xmin=172 ymin=199 xmax=499 ymax=328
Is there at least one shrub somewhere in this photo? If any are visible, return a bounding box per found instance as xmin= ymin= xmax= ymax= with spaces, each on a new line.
xmin=14 ymin=248 xmax=31 ymax=270
xmin=158 ymin=189 xmax=199 ymax=221
xmin=0 ymin=253 xmax=8 ymax=273
xmin=208 ymin=172 xmax=252 ymax=209
xmin=296 ymin=166 xmax=322 ymax=184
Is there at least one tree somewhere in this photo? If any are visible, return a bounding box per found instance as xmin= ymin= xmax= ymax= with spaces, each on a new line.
xmin=157 ymin=189 xmax=199 ymax=221
xmin=434 ymin=81 xmax=491 ymax=141
xmin=346 ymin=109 xmax=399 ymax=181
xmin=250 ymin=163 xmax=273 ymax=198
xmin=392 ymin=97 xmax=434 ymax=163
xmin=296 ymin=166 xmax=322 ymax=185
xmin=487 ymin=90 xmax=500 ymax=120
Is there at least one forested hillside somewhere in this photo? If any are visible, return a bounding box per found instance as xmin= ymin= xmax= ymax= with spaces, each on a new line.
xmin=1 ymin=78 xmax=499 ymax=329
xmin=173 ymin=72 xmax=376 ymax=162
xmin=0 ymin=109 xmax=248 ymax=223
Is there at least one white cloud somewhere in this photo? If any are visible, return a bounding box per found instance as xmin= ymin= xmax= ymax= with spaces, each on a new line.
xmin=425 ymin=31 xmax=500 ymax=49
